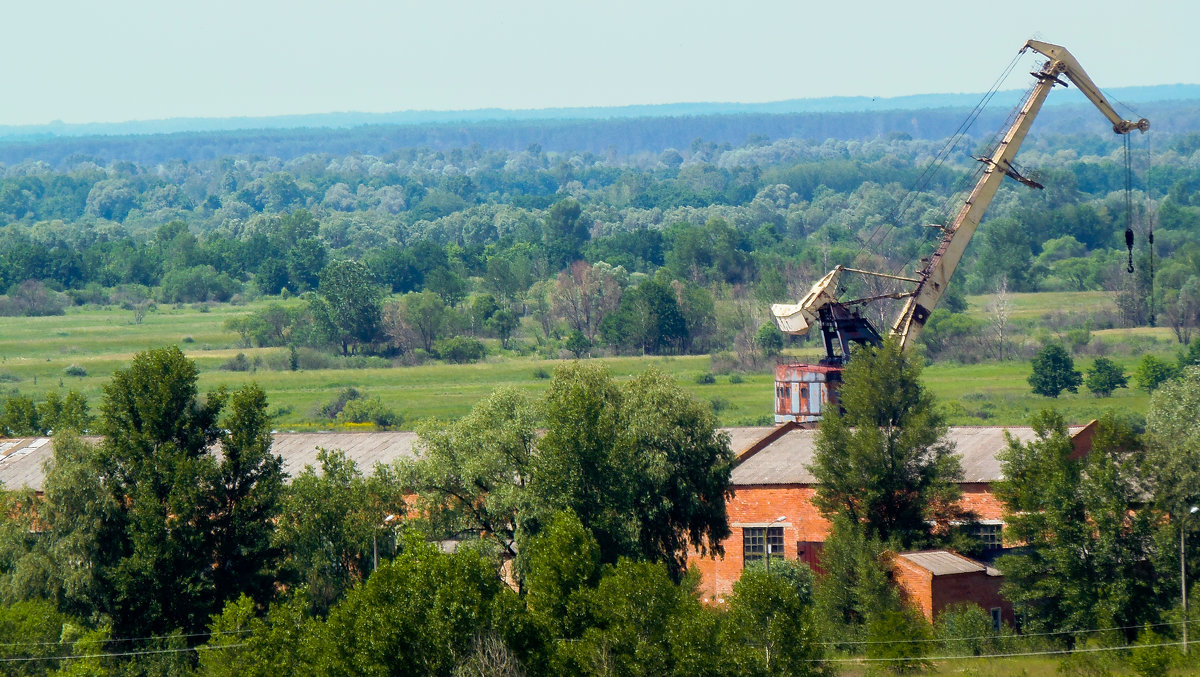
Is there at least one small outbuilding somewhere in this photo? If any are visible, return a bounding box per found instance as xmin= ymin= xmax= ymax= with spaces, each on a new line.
xmin=893 ymin=550 xmax=1013 ymax=628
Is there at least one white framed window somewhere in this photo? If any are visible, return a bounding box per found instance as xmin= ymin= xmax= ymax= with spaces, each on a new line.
xmin=970 ymin=523 xmax=1004 ymax=549
xmin=743 ymin=526 xmax=784 ymax=567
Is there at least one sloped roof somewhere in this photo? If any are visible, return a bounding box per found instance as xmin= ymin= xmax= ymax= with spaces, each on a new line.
xmin=270 ymin=431 xmax=421 ymax=478
xmin=898 ymin=550 xmax=999 ymax=577
xmin=731 ymin=425 xmax=1086 ymax=486
xmin=0 ymin=437 xmax=57 ymax=493
xmin=0 ymin=423 xmax=1089 ymax=493
xmin=0 ymin=432 xmax=422 ymax=492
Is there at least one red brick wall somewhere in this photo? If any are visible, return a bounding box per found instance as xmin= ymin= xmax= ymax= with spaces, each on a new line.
xmin=689 ymin=482 xmax=1012 ymax=599
xmin=930 ymin=571 xmax=1014 ymax=626
xmin=689 ymin=484 xmax=830 ymax=600
xmin=893 ymin=555 xmax=935 ymax=619
xmin=892 ymin=556 xmax=1015 ymax=626
xmin=958 ymin=483 xmax=1005 ymax=522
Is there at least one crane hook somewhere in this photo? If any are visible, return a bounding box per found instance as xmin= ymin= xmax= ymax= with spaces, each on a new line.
xmin=1125 ymin=228 xmax=1135 ymax=273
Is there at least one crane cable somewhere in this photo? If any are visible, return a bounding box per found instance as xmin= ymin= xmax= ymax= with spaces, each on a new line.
xmin=1124 ymin=133 xmax=1135 ymax=274
xmin=852 ymin=49 xmax=1025 ymax=269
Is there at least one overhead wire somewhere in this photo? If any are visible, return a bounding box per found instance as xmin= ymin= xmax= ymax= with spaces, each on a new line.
xmin=851 ymin=48 xmax=1026 ymax=271
xmin=0 ymin=642 xmax=250 ymax=664
xmin=818 ymin=617 xmax=1200 ymax=646
xmin=810 ymin=640 xmax=1186 ymax=664
xmin=0 ymin=627 xmax=252 ymax=650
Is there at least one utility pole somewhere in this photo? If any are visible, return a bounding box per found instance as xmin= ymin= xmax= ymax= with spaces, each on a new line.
xmin=1184 ymin=506 xmax=1198 ymax=656
xmin=764 ymin=515 xmax=786 ymax=672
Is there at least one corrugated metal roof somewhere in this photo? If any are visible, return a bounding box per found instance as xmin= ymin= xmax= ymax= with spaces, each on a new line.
xmin=270 ymin=432 xmax=421 ymax=478
xmin=731 ymin=425 xmax=1084 ymax=486
xmin=898 ymin=550 xmax=986 ymax=576
xmin=0 ymin=437 xmax=59 ymax=492
xmin=0 ymin=432 xmax=422 ymax=492
xmin=0 ymin=424 xmax=1082 ymax=492
xmin=723 ymin=426 xmax=777 ymax=455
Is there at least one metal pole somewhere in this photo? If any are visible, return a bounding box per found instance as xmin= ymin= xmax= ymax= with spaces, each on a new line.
xmin=1183 ymin=522 xmax=1188 ymax=657
xmin=373 ymin=531 xmax=378 ymax=572
xmin=1183 ymin=506 xmax=1198 ymax=656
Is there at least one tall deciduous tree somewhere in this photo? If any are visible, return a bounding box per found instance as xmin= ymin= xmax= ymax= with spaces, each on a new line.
xmin=1028 ymin=343 xmax=1083 ymax=397
xmin=552 ymin=260 xmax=624 ymax=342
xmin=1146 ymin=366 xmax=1200 ymax=516
xmin=399 ymin=290 xmax=449 ymax=352
xmin=811 ymin=337 xmax=962 ymax=548
xmin=995 ymin=411 xmax=1163 ymax=636
xmin=1084 ymin=357 xmax=1128 ymax=397
xmin=91 ymin=347 xmax=284 ymax=635
xmin=543 ymin=198 xmax=587 ymax=270
xmin=404 ymin=388 xmax=538 ymax=561
xmin=316 ymin=259 xmax=383 ymax=354
xmin=275 ymin=449 xmax=407 ymax=614
xmin=402 ymin=363 xmax=733 ymax=580
xmin=534 ymin=363 xmax=732 ymax=577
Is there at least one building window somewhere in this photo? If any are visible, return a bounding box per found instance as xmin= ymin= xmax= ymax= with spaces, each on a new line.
xmin=744 ymin=526 xmax=784 ymax=566
xmin=971 ymin=523 xmax=1004 ymax=549
xmin=991 ymin=607 xmax=1002 ymax=631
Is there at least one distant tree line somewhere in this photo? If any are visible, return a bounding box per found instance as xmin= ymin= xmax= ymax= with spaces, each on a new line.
xmin=1 ymin=127 xmax=1198 ymax=367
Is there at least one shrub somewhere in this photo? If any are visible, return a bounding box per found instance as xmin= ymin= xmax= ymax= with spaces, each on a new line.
xmin=220 ymin=353 xmax=251 ymax=372
xmin=865 ymin=609 xmax=933 ymax=672
xmin=936 ymin=602 xmax=1005 ymax=657
xmin=1084 ymin=357 xmax=1127 ymax=397
xmin=434 ymin=337 xmax=487 ymax=364
xmin=754 ymin=323 xmax=784 ymax=357
xmin=315 ymin=387 xmax=362 ymax=419
xmin=729 ymin=373 xmax=744 ymax=384
xmin=694 ymin=372 xmax=716 ymax=385
xmin=1134 ymin=354 xmax=1179 ymax=392
xmin=532 ymin=367 xmax=551 ymax=379
xmin=565 ymin=330 xmax=591 ymax=358
xmin=62 ymin=365 xmax=87 ymax=377
xmin=336 ymin=396 xmax=403 ymax=430
xmin=181 ymin=336 xmax=195 ymax=344
xmin=0 ymin=280 xmax=66 ymax=317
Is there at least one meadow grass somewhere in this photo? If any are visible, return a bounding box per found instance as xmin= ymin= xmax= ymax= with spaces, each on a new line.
xmin=0 ymin=295 xmax=1183 ymax=430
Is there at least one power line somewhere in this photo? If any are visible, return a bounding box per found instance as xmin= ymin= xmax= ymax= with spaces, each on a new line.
xmin=0 ymin=628 xmax=252 ymax=650
xmin=812 ymin=640 xmax=1184 ymax=663
xmin=819 ymin=617 xmax=1200 ymax=646
xmin=0 ymin=642 xmax=249 ymax=664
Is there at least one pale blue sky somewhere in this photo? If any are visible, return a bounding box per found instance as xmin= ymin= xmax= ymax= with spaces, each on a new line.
xmin=3 ymin=0 xmax=1194 ymax=126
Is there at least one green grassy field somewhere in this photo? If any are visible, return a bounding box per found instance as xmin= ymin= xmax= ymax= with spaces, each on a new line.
xmin=964 ymin=290 xmax=1117 ymax=321
xmin=0 ymin=295 xmax=1181 ymax=430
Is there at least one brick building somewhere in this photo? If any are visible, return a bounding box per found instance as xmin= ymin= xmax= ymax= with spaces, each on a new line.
xmin=892 ymin=550 xmax=1014 ymax=626
xmin=689 ymin=421 xmax=1096 ymax=605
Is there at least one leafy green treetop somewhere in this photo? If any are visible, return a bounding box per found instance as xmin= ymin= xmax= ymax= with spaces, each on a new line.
xmin=93 ymin=347 xmax=285 ymax=636
xmin=1146 ymin=366 xmax=1200 ymax=514
xmin=1084 ymin=356 xmax=1128 ymax=397
xmin=402 ymin=363 xmax=733 ymax=581
xmin=1134 ymin=354 xmax=1179 ymax=393
xmin=994 ymin=411 xmax=1163 ymax=635
xmin=1027 ymin=343 xmax=1082 ymax=397
xmin=811 ymin=337 xmax=963 ymax=548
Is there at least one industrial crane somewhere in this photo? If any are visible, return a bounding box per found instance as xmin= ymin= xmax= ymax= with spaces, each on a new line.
xmin=770 ymin=39 xmax=1149 ymax=424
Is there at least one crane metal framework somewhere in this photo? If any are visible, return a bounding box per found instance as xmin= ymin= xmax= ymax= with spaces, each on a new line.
xmin=770 ymin=39 xmax=1149 ymax=424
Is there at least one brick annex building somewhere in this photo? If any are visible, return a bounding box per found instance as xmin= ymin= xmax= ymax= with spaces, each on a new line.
xmin=689 ymin=421 xmax=1096 ymax=622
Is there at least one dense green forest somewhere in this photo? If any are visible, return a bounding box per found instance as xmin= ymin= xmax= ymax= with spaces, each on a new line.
xmin=2 ymin=102 xmax=1199 ymax=378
